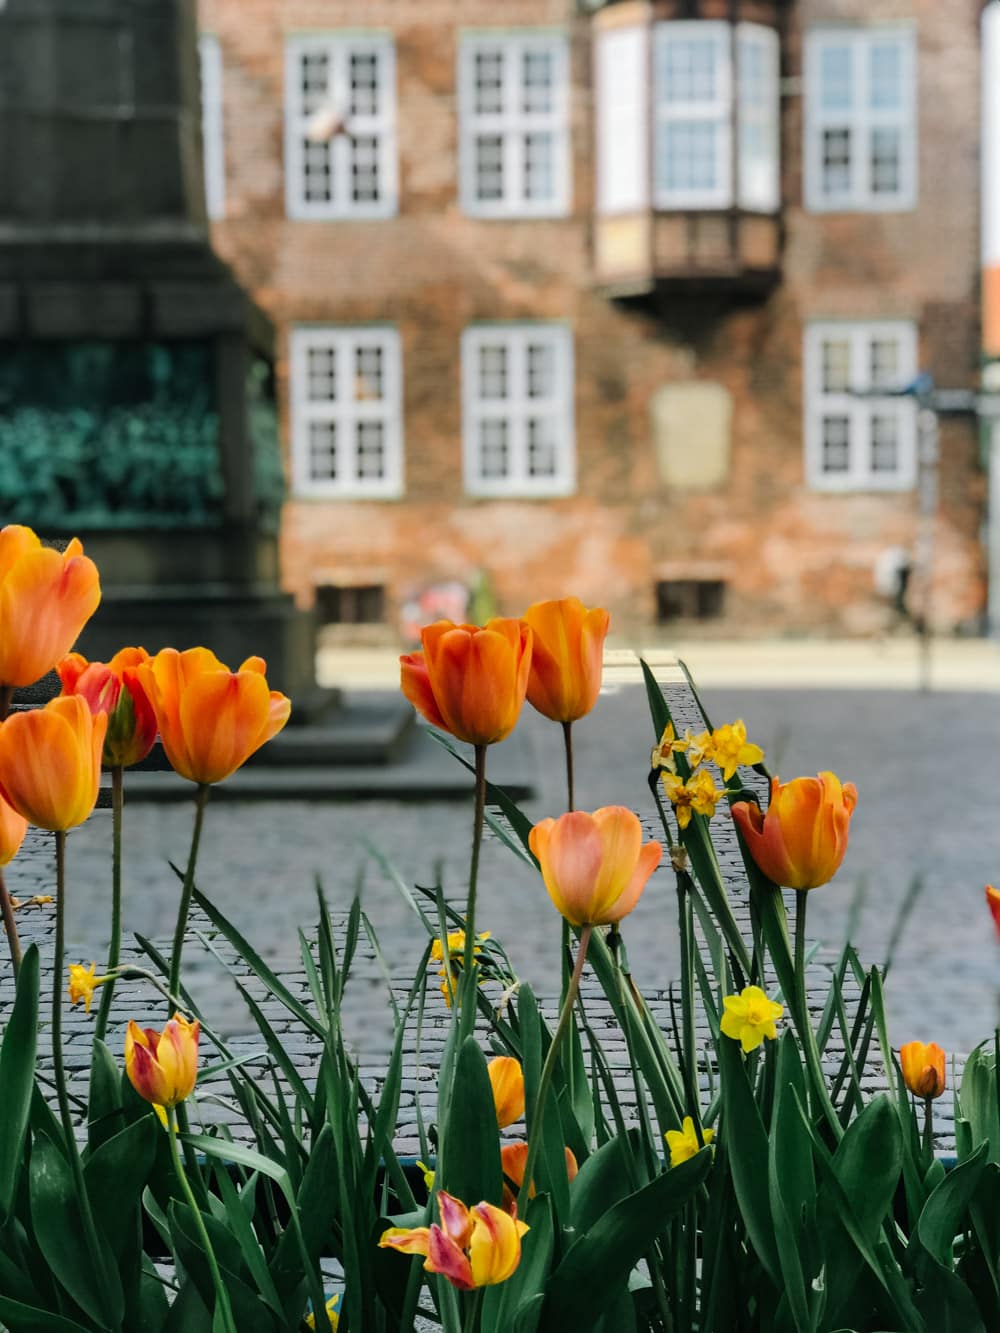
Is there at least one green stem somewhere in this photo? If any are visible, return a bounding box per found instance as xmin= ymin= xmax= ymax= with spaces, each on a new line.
xmin=922 ymin=1095 xmax=934 ymax=1156
xmin=52 ymin=833 xmax=113 ymax=1320
xmin=676 ymin=871 xmax=703 ymax=1142
xmin=518 ymin=924 xmax=593 ymax=1212
xmin=794 ymin=889 xmax=842 ymax=1141
xmin=0 ymin=866 xmax=22 ymax=978
xmin=94 ymin=765 xmax=123 ymax=1043
xmin=460 ymin=746 xmax=487 ymax=1008
xmin=561 ymin=720 xmax=574 ymax=813
xmin=167 ymin=783 xmax=210 ymax=1013
xmin=560 ymin=722 xmax=574 ymax=1003
xmin=463 ymin=1286 xmax=484 ymax=1333
xmin=167 ymin=1107 xmax=237 ymax=1333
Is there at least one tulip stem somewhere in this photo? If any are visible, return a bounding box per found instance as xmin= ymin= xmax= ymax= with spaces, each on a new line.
xmin=922 ymin=1095 xmax=934 ymax=1155
xmin=52 ymin=832 xmax=112 ymax=1315
xmin=676 ymin=870 xmax=703 ymax=1143
xmin=462 ymin=1286 xmax=484 ymax=1333
xmin=167 ymin=782 xmax=210 ymax=1015
xmin=461 ymin=746 xmax=487 ymax=1001
xmin=561 ymin=720 xmax=574 ymax=813
xmin=0 ymin=867 xmax=22 ymax=978
xmin=168 ymin=1107 xmax=237 ymax=1333
xmin=94 ymin=764 xmax=123 ymax=1043
xmin=794 ymin=889 xmax=842 ymax=1142
xmin=518 ymin=924 xmax=592 ymax=1213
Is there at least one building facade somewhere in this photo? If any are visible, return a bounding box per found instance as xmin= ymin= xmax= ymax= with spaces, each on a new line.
xmin=196 ymin=0 xmax=987 ymax=640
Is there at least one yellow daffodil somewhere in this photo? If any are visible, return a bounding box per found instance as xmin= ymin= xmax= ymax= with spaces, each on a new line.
xmin=650 ymin=722 xmax=678 ymax=773
xmin=432 ymin=929 xmax=491 ymax=1007
xmin=674 ymin=727 xmax=714 ymax=770
xmin=720 ymin=985 xmax=784 ymax=1052
xmin=68 ymin=961 xmax=110 ymax=1014
xmin=416 ymin=1160 xmax=436 ymax=1190
xmin=661 ymin=770 xmax=724 ymax=829
xmin=709 ymin=720 xmax=765 ymax=782
xmin=305 ymin=1294 xmax=340 ymax=1331
xmin=665 ymin=1116 xmax=714 ymax=1168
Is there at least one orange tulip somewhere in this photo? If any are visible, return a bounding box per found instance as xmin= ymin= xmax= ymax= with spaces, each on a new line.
xmin=0 ymin=793 xmax=28 ymax=866
xmin=400 ymin=619 xmax=532 ymax=746
xmin=0 ymin=695 xmax=106 ymax=831
xmin=732 ymin=772 xmax=858 ymax=891
xmin=500 ymin=1141 xmax=578 ymax=1208
xmin=0 ymin=526 xmax=101 ymax=689
xmin=124 ymin=1012 xmax=199 ymax=1109
xmin=522 ymin=597 xmax=610 ymax=724
xmin=900 ymin=1041 xmax=946 ymax=1099
xmin=487 ymin=1057 xmax=525 ymax=1129
xmin=57 ymin=647 xmax=157 ymax=768
xmin=986 ymin=885 xmax=1000 ymax=938
xmin=529 ymin=806 xmax=662 ymax=926
xmin=136 ymin=647 xmax=291 ymax=785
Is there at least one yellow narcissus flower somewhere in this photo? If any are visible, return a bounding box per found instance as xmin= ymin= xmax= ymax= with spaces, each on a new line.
xmin=709 ymin=720 xmax=764 ymax=782
xmin=650 ymin=722 xmax=678 ymax=774
xmin=674 ymin=727 xmax=713 ymax=770
xmin=720 ymin=985 xmax=784 ymax=1052
xmin=432 ymin=929 xmax=490 ymax=1007
xmin=665 ymin=1116 xmax=714 ymax=1168
xmin=661 ymin=769 xmax=724 ymax=829
xmin=487 ymin=1057 xmax=525 ymax=1129
xmin=305 ymin=1295 xmax=340 ymax=1331
xmin=68 ymin=962 xmax=109 ymax=1014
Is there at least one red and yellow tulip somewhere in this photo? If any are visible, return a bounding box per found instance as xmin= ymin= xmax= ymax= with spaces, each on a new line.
xmin=900 ymin=1041 xmax=946 ymax=1099
xmin=487 ymin=1056 xmax=525 ymax=1129
xmin=732 ymin=772 xmax=858 ymax=890
xmin=58 ymin=647 xmax=157 ymax=769
xmin=529 ymin=806 xmax=662 ymax=926
xmin=0 ymin=526 xmax=101 ymax=689
xmin=137 ymin=647 xmax=290 ymax=785
xmin=400 ymin=619 xmax=532 ymax=747
xmin=379 ymin=1189 xmax=528 ymax=1290
xmin=0 ymin=695 xmax=106 ymax=831
xmin=521 ymin=597 xmax=609 ymax=724
xmin=124 ymin=1012 xmax=199 ymax=1109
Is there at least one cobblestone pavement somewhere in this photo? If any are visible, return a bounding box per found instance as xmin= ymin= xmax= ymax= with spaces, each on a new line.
xmin=9 ymin=680 xmax=999 ymax=1059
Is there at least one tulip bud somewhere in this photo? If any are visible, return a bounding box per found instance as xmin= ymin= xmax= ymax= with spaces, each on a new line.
xmin=0 ymin=695 xmax=106 ymax=831
xmin=487 ymin=1057 xmax=525 ymax=1129
xmin=522 ymin=597 xmax=609 ymax=724
xmin=125 ymin=1012 xmax=199 ymax=1109
xmin=900 ymin=1041 xmax=946 ymax=1100
xmin=732 ymin=772 xmax=857 ymax=891
xmin=529 ymin=806 xmax=662 ymax=926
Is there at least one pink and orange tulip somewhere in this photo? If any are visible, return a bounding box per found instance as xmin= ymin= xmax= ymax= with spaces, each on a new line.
xmin=0 ymin=526 xmax=100 ymax=689
xmin=58 ymin=647 xmax=157 ymax=769
xmin=0 ymin=695 xmax=106 ymax=831
xmin=522 ymin=597 xmax=609 ymax=724
xmin=400 ymin=619 xmax=532 ymax=747
xmin=379 ymin=1189 xmax=528 ymax=1290
xmin=900 ymin=1041 xmax=946 ymax=1100
xmin=137 ymin=648 xmax=290 ymax=785
xmin=124 ymin=1012 xmax=199 ymax=1109
xmin=529 ymin=806 xmax=662 ymax=926
xmin=732 ymin=772 xmax=857 ymax=891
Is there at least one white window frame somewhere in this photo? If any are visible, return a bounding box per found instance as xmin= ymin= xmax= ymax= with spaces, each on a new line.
xmin=290 ymin=326 xmax=403 ymax=499
xmin=199 ymin=33 xmax=225 ymax=221
xmin=804 ymin=321 xmax=918 ymax=491
xmin=458 ymin=32 xmax=571 ymax=218
xmin=653 ymin=21 xmax=731 ymax=209
xmin=736 ymin=24 xmax=780 ymax=212
xmin=462 ymin=325 xmax=575 ymax=497
xmin=284 ymin=34 xmax=397 ymax=221
xmin=804 ymin=26 xmax=917 ymax=212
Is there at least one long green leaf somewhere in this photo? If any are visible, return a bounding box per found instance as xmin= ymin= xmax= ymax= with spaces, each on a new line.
xmin=0 ymin=944 xmax=39 ymax=1222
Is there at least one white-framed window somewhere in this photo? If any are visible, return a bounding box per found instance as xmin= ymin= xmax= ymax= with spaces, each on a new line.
xmin=652 ymin=21 xmax=779 ymax=211
xmin=290 ymin=327 xmax=403 ymax=498
xmin=284 ymin=35 xmax=397 ymax=220
xmin=458 ymin=33 xmax=570 ymax=218
xmin=804 ymin=27 xmax=917 ymax=211
xmin=462 ymin=325 xmax=575 ymax=497
xmin=804 ymin=321 xmax=918 ymax=490
xmin=199 ymin=34 xmax=225 ymax=220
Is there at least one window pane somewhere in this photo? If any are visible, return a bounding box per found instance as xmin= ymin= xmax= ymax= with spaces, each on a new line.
xmin=740 ymin=41 xmax=766 ymax=105
xmin=526 ymin=342 xmax=556 ymax=399
xmin=479 ymin=420 xmax=509 ymax=478
xmin=527 ymin=418 xmax=557 ymax=477
xmin=349 ymin=52 xmax=379 ymax=117
xmin=355 ymin=345 xmax=384 ymax=401
xmin=474 ymin=135 xmax=504 ymax=201
xmin=301 ymin=51 xmax=330 ymax=115
xmin=821 ymin=415 xmax=851 ymax=472
xmin=821 ymin=339 xmax=851 ymax=393
xmin=474 ymin=49 xmax=505 ymax=114
xmin=660 ymin=121 xmax=718 ymax=192
xmin=870 ymin=336 xmax=900 ymax=388
xmin=478 ymin=345 xmax=508 ymax=399
xmin=871 ymin=127 xmax=901 ymax=194
xmin=871 ymin=414 xmax=898 ymax=472
xmin=660 ymin=36 xmax=719 ymax=103
xmin=302 ymin=140 xmax=333 ymax=203
xmin=309 ymin=421 xmax=338 ymax=479
xmin=350 ymin=134 xmax=381 ymax=203
xmin=869 ymin=40 xmax=902 ymax=110
xmin=356 ymin=421 xmax=386 ymax=478
xmin=524 ymin=132 xmax=555 ymax=201
xmin=819 ymin=44 xmax=852 ymax=111
xmin=307 ymin=346 xmax=337 ymax=401
xmin=522 ymin=49 xmax=554 ymax=114
xmin=821 ymin=128 xmax=851 ymax=194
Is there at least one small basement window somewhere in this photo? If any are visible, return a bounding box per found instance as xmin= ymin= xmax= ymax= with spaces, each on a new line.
xmin=315 ymin=584 xmax=386 ymax=625
xmin=656 ymin=579 xmax=726 ymax=623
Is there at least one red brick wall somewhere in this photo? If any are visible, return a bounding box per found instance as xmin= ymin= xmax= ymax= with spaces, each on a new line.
xmin=199 ymin=0 xmax=985 ymax=638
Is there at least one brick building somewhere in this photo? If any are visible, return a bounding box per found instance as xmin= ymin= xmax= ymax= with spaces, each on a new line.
xmin=196 ymin=0 xmax=987 ymax=640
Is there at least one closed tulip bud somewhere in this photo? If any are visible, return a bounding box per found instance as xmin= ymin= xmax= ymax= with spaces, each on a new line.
xmin=487 ymin=1057 xmax=525 ymax=1128
xmin=900 ymin=1041 xmax=946 ymax=1099
xmin=57 ymin=647 xmax=157 ymax=768
xmin=529 ymin=806 xmax=662 ymax=926
xmin=137 ymin=647 xmax=290 ymax=785
xmin=500 ymin=1141 xmax=578 ymax=1209
xmin=0 ymin=793 xmax=28 ymax=866
xmin=0 ymin=526 xmax=101 ymax=689
xmin=522 ymin=597 xmax=610 ymax=724
xmin=125 ymin=1012 xmax=199 ymax=1109
xmin=400 ymin=619 xmax=532 ymax=747
xmin=379 ymin=1189 xmax=529 ymax=1290
xmin=732 ymin=772 xmax=858 ymax=891
xmin=0 ymin=695 xmax=106 ymax=831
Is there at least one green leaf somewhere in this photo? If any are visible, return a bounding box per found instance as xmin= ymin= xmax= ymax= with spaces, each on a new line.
xmin=481 ymin=1194 xmax=553 ymax=1333
xmin=169 ymin=1199 xmax=279 ymax=1332
xmin=718 ymin=1032 xmax=781 ymax=1289
xmin=831 ymin=1096 xmax=902 ymax=1247
xmin=0 ymin=1295 xmax=88 ymax=1333
xmin=540 ymin=1150 xmax=711 ymax=1329
xmin=84 ymin=1116 xmax=158 ymax=1261
xmin=0 ymin=944 xmax=39 ymax=1222
xmin=570 ymin=1133 xmax=637 ymax=1235
xmin=768 ymin=1033 xmax=815 ymax=1331
xmin=441 ymin=1036 xmax=503 ymax=1208
xmin=85 ymin=1039 xmax=125 ymax=1155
